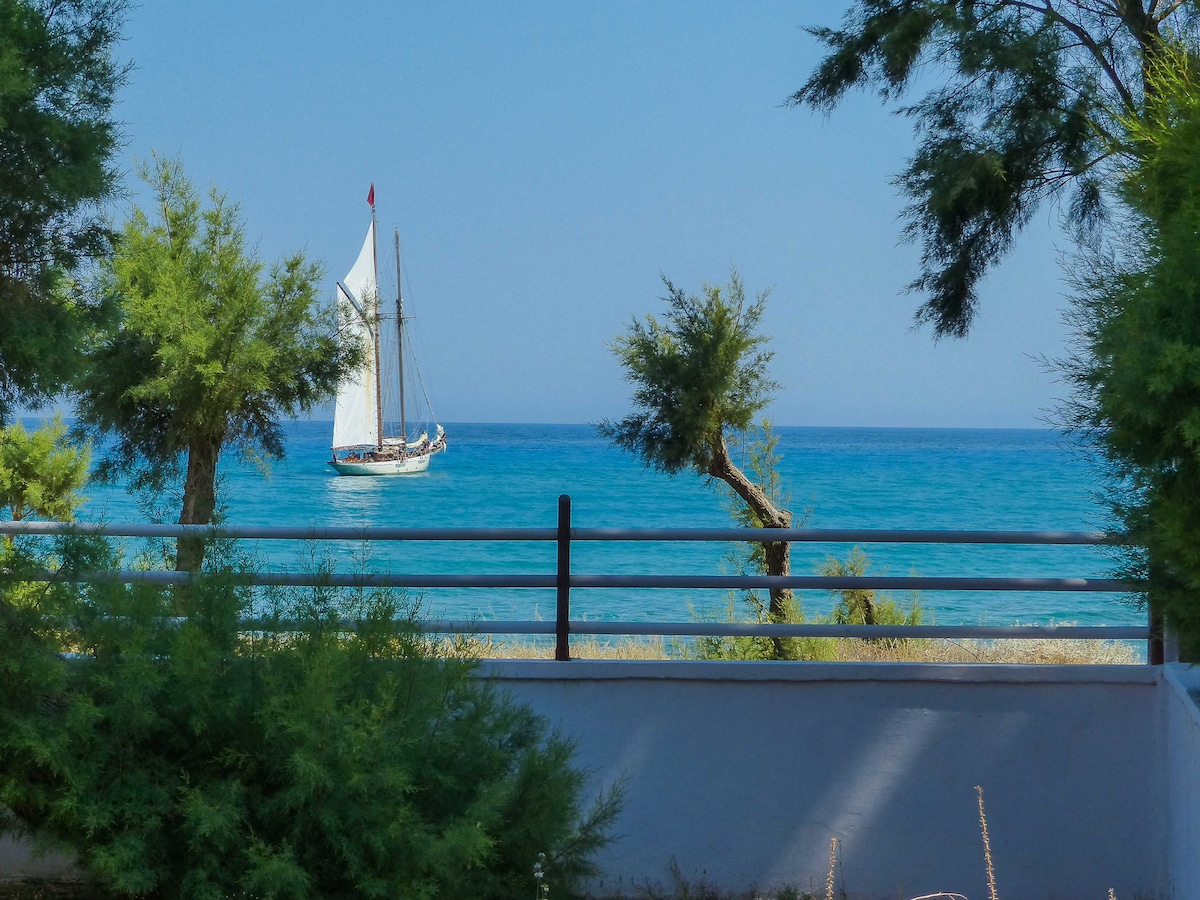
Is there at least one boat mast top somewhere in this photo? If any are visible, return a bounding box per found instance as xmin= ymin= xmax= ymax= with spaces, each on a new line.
xmin=395 ymin=228 xmax=406 ymax=443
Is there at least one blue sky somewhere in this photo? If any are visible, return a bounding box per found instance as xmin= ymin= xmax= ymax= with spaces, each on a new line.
xmin=110 ymin=2 xmax=1074 ymax=428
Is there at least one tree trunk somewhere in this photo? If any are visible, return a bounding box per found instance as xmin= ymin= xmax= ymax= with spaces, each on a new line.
xmin=176 ymin=434 xmax=222 ymax=572
xmin=708 ymin=434 xmax=793 ymax=654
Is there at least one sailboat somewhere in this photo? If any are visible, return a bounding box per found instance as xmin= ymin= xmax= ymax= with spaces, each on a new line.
xmin=329 ymin=188 xmax=447 ymax=476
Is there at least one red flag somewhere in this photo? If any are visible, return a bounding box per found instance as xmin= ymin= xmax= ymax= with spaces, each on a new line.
xmin=367 ymin=183 xmax=375 ymax=207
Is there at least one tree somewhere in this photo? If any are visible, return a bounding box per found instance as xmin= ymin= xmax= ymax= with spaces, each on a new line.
xmin=0 ymin=418 xmax=89 ymax=561
xmin=0 ymin=418 xmax=88 ymax=524
xmin=74 ymin=156 xmax=360 ymax=570
xmin=0 ymin=0 xmax=127 ymax=418
xmin=1060 ymin=45 xmax=1200 ymax=657
xmin=0 ymin=556 xmax=621 ymax=898
xmin=598 ymin=272 xmax=796 ymax=632
xmin=790 ymin=0 xmax=1191 ymax=338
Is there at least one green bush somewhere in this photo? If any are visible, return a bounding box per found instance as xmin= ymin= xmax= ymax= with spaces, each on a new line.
xmin=824 ymin=548 xmax=924 ymax=623
xmin=0 ymin=536 xmax=620 ymax=899
xmin=690 ymin=547 xmax=925 ymax=662
xmin=688 ymin=591 xmax=838 ymax=662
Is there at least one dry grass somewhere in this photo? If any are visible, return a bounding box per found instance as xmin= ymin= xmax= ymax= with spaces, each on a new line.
xmin=441 ymin=634 xmax=1143 ymax=664
xmin=440 ymin=634 xmax=671 ymax=661
xmin=825 ymin=636 xmax=1142 ymax=665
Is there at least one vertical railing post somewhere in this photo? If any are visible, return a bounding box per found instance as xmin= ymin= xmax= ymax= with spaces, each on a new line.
xmin=555 ymin=494 xmax=571 ymax=661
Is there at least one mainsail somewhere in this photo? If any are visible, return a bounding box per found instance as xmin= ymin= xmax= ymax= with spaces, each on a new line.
xmin=331 ymin=224 xmax=379 ymax=450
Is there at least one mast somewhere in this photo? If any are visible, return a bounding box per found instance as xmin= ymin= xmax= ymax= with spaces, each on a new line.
xmin=394 ymin=228 xmax=406 ymax=443
xmin=370 ymin=196 xmax=383 ymax=450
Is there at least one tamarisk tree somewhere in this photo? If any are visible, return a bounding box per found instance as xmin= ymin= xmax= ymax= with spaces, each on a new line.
xmin=74 ymin=156 xmax=359 ymax=571
xmin=791 ymin=0 xmax=1191 ymax=338
xmin=599 ymin=272 xmax=795 ymax=627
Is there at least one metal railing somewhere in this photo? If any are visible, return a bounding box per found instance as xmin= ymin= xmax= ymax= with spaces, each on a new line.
xmin=0 ymin=494 xmax=1152 ymax=662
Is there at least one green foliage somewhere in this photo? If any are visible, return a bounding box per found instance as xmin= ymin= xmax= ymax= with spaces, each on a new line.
xmin=0 ymin=418 xmax=89 ymax=522
xmin=73 ymin=156 xmax=360 ymax=566
xmin=1060 ymin=44 xmax=1200 ymax=657
xmin=790 ymin=0 xmax=1187 ymax=337
xmin=598 ymin=271 xmax=777 ymax=477
xmin=823 ymin=546 xmax=924 ymax=628
xmin=0 ymin=541 xmax=620 ymax=899
xmin=693 ymin=541 xmax=924 ymax=661
xmin=822 ymin=546 xmax=925 ymax=652
xmin=689 ymin=592 xmax=837 ymax=663
xmin=0 ymin=0 xmax=128 ymax=417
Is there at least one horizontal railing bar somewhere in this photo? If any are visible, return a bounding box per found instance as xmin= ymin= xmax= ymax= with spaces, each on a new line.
xmin=91 ymin=618 xmax=563 ymax=637
xmin=416 ymin=620 xmax=558 ymax=635
xmin=565 ymin=622 xmax=1150 ymax=640
xmin=571 ymin=527 xmax=1119 ymax=545
xmin=13 ymin=570 xmax=556 ymax=589
xmin=0 ymin=521 xmax=1121 ymax=546
xmin=11 ymin=570 xmax=1137 ymax=593
xmin=569 ymin=574 xmax=1137 ymax=592
xmin=0 ymin=521 xmax=557 ymax=542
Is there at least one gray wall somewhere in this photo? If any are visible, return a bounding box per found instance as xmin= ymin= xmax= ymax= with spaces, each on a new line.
xmin=488 ymin=660 xmax=1166 ymax=900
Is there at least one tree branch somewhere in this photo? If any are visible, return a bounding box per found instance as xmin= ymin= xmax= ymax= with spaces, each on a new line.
xmin=1005 ymin=0 xmax=1138 ymax=108
xmin=707 ymin=433 xmax=791 ymax=530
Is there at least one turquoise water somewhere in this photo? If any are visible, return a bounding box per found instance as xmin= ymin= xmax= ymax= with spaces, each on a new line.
xmin=74 ymin=421 xmax=1142 ymax=628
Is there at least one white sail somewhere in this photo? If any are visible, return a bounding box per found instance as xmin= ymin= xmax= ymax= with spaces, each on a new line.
xmin=331 ymin=224 xmax=379 ymax=449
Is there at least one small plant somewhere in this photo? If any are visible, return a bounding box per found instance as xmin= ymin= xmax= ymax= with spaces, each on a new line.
xmin=689 ymin=543 xmax=925 ymax=663
xmin=824 ymin=838 xmax=836 ymax=900
xmin=977 ymin=786 xmax=998 ymax=900
xmin=823 ymin=547 xmax=925 ymax=636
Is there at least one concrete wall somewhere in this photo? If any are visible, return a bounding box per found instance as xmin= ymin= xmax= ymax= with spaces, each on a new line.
xmin=487 ymin=661 xmax=1166 ymax=900
xmin=1166 ymin=664 xmax=1200 ymax=900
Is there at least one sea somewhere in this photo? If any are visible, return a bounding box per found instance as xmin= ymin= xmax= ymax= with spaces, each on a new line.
xmin=67 ymin=421 xmax=1143 ymax=629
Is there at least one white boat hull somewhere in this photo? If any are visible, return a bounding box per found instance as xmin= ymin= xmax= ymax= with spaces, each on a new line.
xmin=328 ymin=452 xmax=433 ymax=476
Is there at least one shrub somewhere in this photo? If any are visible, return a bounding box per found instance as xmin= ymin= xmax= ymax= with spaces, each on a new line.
xmin=689 ymin=547 xmax=924 ymax=662
xmin=0 ymin=536 xmax=620 ymax=899
xmin=823 ymin=546 xmax=925 ymax=652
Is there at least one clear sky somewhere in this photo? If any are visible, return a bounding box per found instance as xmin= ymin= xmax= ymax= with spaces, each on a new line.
xmin=110 ymin=1 xmax=1076 ymax=428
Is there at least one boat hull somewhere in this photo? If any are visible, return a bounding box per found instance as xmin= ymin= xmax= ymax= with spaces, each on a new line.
xmin=328 ymin=453 xmax=432 ymax=476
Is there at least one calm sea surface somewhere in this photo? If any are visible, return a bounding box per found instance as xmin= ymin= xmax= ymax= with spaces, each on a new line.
xmin=73 ymin=421 xmax=1141 ymax=628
